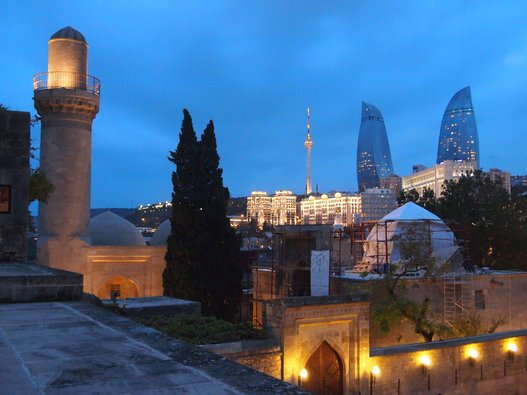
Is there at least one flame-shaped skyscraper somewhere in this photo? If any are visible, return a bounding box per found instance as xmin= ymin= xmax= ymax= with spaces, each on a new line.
xmin=436 ymin=86 xmax=479 ymax=166
xmin=356 ymin=102 xmax=394 ymax=191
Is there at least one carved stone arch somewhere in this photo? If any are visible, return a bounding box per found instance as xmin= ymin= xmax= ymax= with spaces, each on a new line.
xmin=95 ymin=275 xmax=141 ymax=300
xmin=302 ymin=340 xmax=343 ymax=395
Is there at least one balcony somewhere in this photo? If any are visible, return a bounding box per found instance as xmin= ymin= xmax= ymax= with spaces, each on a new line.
xmin=33 ymin=72 xmax=100 ymax=96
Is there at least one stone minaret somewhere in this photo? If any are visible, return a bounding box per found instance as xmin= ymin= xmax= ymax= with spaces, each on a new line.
xmin=33 ymin=27 xmax=100 ymax=250
xmin=304 ymin=106 xmax=313 ymax=195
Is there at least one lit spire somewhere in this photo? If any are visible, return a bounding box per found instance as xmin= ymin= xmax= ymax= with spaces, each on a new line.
xmin=304 ymin=106 xmax=313 ymax=195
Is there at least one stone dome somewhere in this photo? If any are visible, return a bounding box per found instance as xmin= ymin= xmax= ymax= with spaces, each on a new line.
xmin=150 ymin=219 xmax=171 ymax=246
xmin=50 ymin=26 xmax=87 ymax=43
xmin=91 ymin=211 xmax=146 ymax=246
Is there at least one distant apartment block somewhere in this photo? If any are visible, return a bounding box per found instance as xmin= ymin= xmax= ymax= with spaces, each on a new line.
xmin=300 ymin=189 xmax=396 ymax=226
xmin=485 ymin=168 xmax=511 ymax=194
xmin=511 ymin=175 xmax=527 ymax=188
xmin=246 ymin=190 xmax=297 ymax=228
xmin=380 ymin=174 xmax=402 ymax=200
xmin=402 ymin=160 xmax=478 ymax=196
xmin=360 ymin=188 xmax=397 ymax=222
xmin=301 ymin=192 xmax=361 ymax=226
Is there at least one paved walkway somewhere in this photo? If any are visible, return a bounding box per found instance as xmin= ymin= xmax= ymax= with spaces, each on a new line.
xmin=0 ymin=301 xmax=305 ymax=394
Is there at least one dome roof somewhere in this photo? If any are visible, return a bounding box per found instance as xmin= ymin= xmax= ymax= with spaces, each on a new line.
xmin=363 ymin=202 xmax=455 ymax=265
xmin=50 ymin=26 xmax=87 ymax=44
xmin=380 ymin=202 xmax=442 ymax=221
xmin=150 ymin=219 xmax=171 ymax=246
xmin=91 ymin=211 xmax=146 ymax=246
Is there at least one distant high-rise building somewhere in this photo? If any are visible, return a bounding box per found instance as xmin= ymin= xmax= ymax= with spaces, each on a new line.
xmin=304 ymin=106 xmax=313 ymax=195
xmin=357 ymin=102 xmax=394 ymax=191
xmin=437 ymin=86 xmax=479 ymax=166
xmin=380 ymin=174 xmax=402 ymax=199
xmin=402 ymin=160 xmax=478 ymax=196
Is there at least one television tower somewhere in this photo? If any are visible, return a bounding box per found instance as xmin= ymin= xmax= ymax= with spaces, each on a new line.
xmin=304 ymin=106 xmax=313 ymax=195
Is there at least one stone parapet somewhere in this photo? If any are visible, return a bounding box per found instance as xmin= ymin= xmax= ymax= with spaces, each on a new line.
xmin=34 ymin=88 xmax=100 ymax=120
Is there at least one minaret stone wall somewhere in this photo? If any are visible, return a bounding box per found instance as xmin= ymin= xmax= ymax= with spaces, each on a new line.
xmin=34 ymin=27 xmax=100 ymax=248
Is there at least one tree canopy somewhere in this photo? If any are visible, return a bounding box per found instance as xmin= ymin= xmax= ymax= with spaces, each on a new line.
xmin=163 ymin=109 xmax=242 ymax=321
xmin=399 ymin=171 xmax=527 ymax=269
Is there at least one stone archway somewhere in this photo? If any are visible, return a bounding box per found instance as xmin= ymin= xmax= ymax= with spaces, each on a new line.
xmin=95 ymin=276 xmax=140 ymax=300
xmin=302 ymin=340 xmax=343 ymax=395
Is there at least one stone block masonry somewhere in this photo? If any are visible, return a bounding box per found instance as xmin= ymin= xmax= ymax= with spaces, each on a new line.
xmin=370 ymin=329 xmax=527 ymax=394
xmin=0 ymin=109 xmax=30 ymax=262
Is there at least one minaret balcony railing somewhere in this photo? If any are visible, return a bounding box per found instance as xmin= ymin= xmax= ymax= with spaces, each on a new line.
xmin=33 ymin=72 xmax=101 ymax=95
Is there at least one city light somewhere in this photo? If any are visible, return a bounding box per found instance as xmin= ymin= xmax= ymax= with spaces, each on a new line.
xmin=371 ymin=365 xmax=380 ymax=376
xmin=300 ymin=368 xmax=308 ymax=380
xmin=468 ymin=348 xmax=478 ymax=359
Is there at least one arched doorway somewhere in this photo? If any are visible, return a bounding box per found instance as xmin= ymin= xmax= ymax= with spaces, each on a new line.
xmin=302 ymin=341 xmax=343 ymax=395
xmin=95 ymin=276 xmax=140 ymax=300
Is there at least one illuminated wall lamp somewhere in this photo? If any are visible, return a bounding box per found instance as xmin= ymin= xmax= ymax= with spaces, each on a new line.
xmin=370 ymin=365 xmax=380 ymax=391
xmin=468 ymin=348 xmax=478 ymax=367
xmin=507 ymin=342 xmax=518 ymax=361
xmin=299 ymin=368 xmax=308 ymax=387
xmin=419 ymin=355 xmax=431 ymax=375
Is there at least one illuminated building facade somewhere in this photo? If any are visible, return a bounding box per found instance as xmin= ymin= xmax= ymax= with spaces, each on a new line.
xmin=272 ymin=190 xmax=297 ymax=226
xmin=402 ymin=160 xmax=478 ymax=196
xmin=246 ymin=191 xmax=272 ymax=227
xmin=437 ymin=86 xmax=479 ymax=166
xmin=300 ymin=192 xmax=361 ymax=226
xmin=299 ymin=189 xmax=395 ymax=226
xmin=247 ymin=191 xmax=297 ymax=228
xmin=357 ymin=102 xmax=394 ymax=191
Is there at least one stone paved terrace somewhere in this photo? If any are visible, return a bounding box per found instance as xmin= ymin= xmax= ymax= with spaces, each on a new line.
xmin=0 ymin=301 xmax=307 ymax=394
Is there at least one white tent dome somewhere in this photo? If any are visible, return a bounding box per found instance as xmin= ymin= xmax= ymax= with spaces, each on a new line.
xmin=150 ymin=219 xmax=171 ymax=246
xmin=91 ymin=211 xmax=146 ymax=246
xmin=362 ymin=202 xmax=455 ymax=268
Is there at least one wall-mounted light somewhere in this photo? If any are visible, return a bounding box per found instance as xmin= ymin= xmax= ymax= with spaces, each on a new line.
xmin=299 ymin=368 xmax=308 ymax=387
xmin=468 ymin=348 xmax=478 ymax=367
xmin=507 ymin=342 xmax=518 ymax=361
xmin=419 ymin=354 xmax=431 ymax=375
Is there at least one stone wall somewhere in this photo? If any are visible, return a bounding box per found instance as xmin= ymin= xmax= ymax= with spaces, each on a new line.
xmin=370 ymin=329 xmax=527 ymax=394
xmin=202 ymin=339 xmax=282 ymax=379
xmin=0 ymin=109 xmax=30 ymax=262
xmin=38 ymin=240 xmax=166 ymax=298
xmin=334 ymin=271 xmax=527 ymax=348
xmin=264 ymin=295 xmax=371 ymax=393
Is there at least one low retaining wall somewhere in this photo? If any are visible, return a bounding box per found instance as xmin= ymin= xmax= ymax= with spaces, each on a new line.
xmin=202 ymin=339 xmax=282 ymax=379
xmin=369 ymin=329 xmax=527 ymax=394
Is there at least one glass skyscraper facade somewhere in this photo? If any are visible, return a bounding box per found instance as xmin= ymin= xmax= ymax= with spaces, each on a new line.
xmin=436 ymin=86 xmax=479 ymax=165
xmin=357 ymin=102 xmax=394 ymax=191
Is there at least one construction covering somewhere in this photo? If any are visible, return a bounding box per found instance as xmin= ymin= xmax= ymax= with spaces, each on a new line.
xmin=362 ymin=202 xmax=455 ymax=269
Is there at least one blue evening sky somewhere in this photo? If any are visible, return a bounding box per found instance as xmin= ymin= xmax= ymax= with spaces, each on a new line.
xmin=3 ymin=1 xmax=527 ymax=209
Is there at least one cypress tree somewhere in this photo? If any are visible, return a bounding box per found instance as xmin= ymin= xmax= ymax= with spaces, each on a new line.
xmin=163 ymin=109 xmax=242 ymax=321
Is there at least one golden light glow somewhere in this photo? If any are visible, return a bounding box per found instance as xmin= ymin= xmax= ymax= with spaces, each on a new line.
xmin=372 ymin=365 xmax=380 ymax=376
xmin=468 ymin=348 xmax=479 ymax=359
xmin=300 ymin=368 xmax=308 ymax=379
xmin=419 ymin=355 xmax=431 ymax=366
xmin=507 ymin=343 xmax=518 ymax=353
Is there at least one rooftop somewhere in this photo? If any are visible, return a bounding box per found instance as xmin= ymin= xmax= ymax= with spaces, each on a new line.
xmin=0 ymin=300 xmax=307 ymax=394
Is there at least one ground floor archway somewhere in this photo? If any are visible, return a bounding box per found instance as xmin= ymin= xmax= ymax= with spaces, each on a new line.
xmin=95 ymin=276 xmax=140 ymax=300
xmin=302 ymin=340 xmax=343 ymax=395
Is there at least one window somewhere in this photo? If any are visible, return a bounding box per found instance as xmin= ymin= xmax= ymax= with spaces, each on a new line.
xmin=110 ymin=284 xmax=121 ymax=298
xmin=0 ymin=185 xmax=10 ymax=214
xmin=475 ymin=290 xmax=485 ymax=310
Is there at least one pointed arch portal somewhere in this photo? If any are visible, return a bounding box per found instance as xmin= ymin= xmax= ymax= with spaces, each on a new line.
xmin=302 ymin=341 xmax=343 ymax=395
